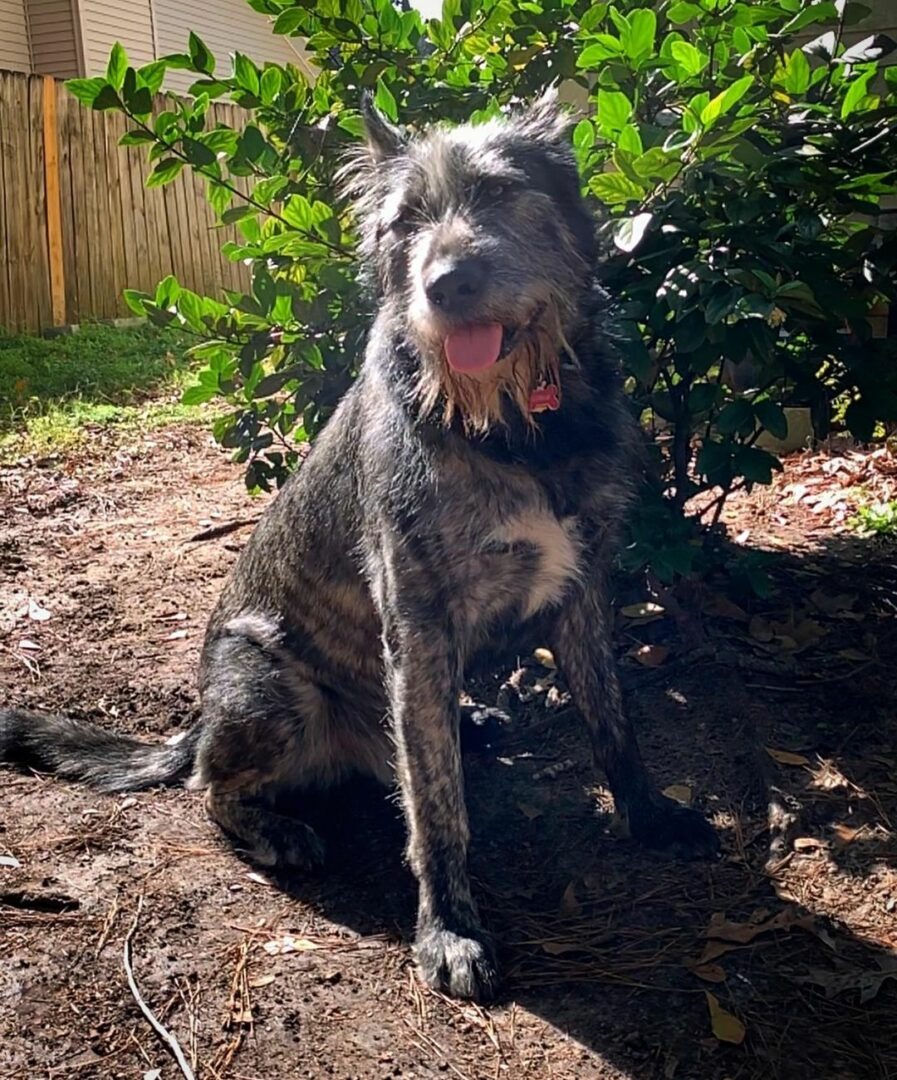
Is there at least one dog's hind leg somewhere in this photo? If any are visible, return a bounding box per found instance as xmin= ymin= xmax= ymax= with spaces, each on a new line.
xmin=193 ymin=617 xmax=330 ymax=871
xmin=205 ymin=785 xmax=326 ymax=869
xmin=550 ymin=575 xmax=720 ymax=860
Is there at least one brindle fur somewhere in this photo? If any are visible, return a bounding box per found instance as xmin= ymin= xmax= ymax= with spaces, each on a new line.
xmin=0 ymin=91 xmax=719 ymax=1002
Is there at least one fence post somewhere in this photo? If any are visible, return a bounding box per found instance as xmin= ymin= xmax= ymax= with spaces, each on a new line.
xmin=42 ymin=76 xmax=66 ymax=328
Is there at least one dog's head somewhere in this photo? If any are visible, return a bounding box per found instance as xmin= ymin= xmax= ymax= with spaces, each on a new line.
xmin=342 ymin=91 xmax=597 ymax=432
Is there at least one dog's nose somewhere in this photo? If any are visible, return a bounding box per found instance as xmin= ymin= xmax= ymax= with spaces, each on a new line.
xmin=424 ymin=258 xmax=487 ymax=312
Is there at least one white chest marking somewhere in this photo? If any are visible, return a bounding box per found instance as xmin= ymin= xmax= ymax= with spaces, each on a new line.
xmin=490 ymin=511 xmax=583 ymax=619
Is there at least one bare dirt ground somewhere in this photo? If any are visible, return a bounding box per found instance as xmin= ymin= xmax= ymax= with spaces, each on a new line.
xmin=1 ymin=420 xmax=896 ymax=1080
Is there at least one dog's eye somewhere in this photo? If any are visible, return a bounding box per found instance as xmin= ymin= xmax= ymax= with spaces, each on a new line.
xmin=479 ymin=180 xmax=514 ymax=203
xmin=387 ymin=207 xmax=416 ymax=235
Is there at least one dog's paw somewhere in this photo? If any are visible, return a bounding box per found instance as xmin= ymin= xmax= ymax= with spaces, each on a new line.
xmin=415 ymin=925 xmax=499 ymax=1002
xmin=627 ymin=795 xmax=720 ymax=861
xmin=247 ymin=821 xmax=326 ymax=872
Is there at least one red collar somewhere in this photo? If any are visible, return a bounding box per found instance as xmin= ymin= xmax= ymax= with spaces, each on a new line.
xmin=528 ymin=382 xmax=561 ymax=413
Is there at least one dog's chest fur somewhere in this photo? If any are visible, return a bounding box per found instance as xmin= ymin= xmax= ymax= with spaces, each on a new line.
xmin=420 ymin=449 xmax=587 ymax=637
xmin=444 ymin=506 xmax=583 ymax=636
xmin=486 ymin=510 xmax=582 ymax=618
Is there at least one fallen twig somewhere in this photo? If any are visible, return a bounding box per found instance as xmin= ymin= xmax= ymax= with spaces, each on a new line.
xmin=95 ymin=894 xmax=120 ymax=957
xmin=123 ymin=896 xmax=196 ymax=1080
xmin=185 ymin=517 xmax=260 ymax=544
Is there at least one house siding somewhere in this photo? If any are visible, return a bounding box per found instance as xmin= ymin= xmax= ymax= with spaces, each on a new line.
xmin=27 ymin=0 xmax=80 ymax=77
xmin=854 ymin=0 xmax=896 ymax=42
xmin=78 ymin=0 xmax=155 ymax=73
xmin=151 ymin=0 xmax=314 ymax=93
xmin=0 ymin=0 xmax=32 ymax=72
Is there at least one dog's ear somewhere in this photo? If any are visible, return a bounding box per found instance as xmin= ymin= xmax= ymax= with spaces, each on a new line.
xmin=360 ymin=92 xmax=407 ymax=162
xmin=519 ymin=87 xmax=570 ymax=145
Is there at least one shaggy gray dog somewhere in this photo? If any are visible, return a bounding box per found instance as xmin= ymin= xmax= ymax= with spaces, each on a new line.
xmin=1 ymin=92 xmax=719 ymax=1002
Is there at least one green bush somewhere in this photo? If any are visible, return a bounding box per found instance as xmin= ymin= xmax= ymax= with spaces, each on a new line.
xmin=67 ymin=0 xmax=897 ymax=574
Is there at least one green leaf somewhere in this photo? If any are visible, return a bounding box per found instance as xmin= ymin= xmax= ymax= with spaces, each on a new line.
xmin=733 ymin=26 xmax=753 ymax=54
xmin=841 ymin=68 xmax=874 ymax=118
xmin=618 ymin=124 xmax=643 ymax=155
xmin=93 ymin=84 xmax=122 ymax=111
xmin=154 ymin=111 xmax=178 ymax=138
xmin=177 ymin=289 xmax=206 ymax=330
xmin=253 ymin=175 xmax=289 ymax=204
xmin=338 ymin=113 xmax=365 ymax=137
xmin=237 ymin=125 xmax=267 ymax=163
xmin=188 ymin=31 xmax=215 ymax=75
xmin=781 ymin=49 xmax=811 ymax=95
xmin=782 ymin=1 xmax=837 ymax=34
xmin=670 ymin=40 xmax=708 ymax=77
xmin=202 ymin=128 xmax=239 ymax=155
xmin=667 ymin=1 xmax=701 ymax=23
xmin=705 ymin=288 xmax=742 ymax=326
xmin=158 ymin=52 xmax=192 ymax=69
xmin=127 ymin=87 xmax=153 ymax=117
xmin=221 ymin=205 xmax=258 ymax=225
xmin=146 ymin=158 xmax=185 ymax=188
xmin=154 ymin=275 xmax=181 ymax=308
xmin=697 ymin=440 xmax=734 ymax=484
xmin=182 ymin=383 xmax=219 ymax=406
xmin=208 ymin=182 xmax=231 ymax=215
xmin=374 ymin=78 xmax=398 ymax=123
xmin=183 ymin=137 xmax=217 ymax=168
xmin=775 ymin=280 xmax=822 ymax=314
xmin=579 ymin=3 xmax=609 ymax=32
xmin=573 ymin=118 xmax=595 ymax=150
xmin=282 ymin=194 xmax=313 ymax=231
xmin=106 ymin=42 xmax=128 ymax=91
xmin=255 ymin=368 xmax=299 ymax=397
xmin=233 ymin=52 xmax=260 ymax=96
xmin=683 ymin=91 xmax=709 ymax=133
xmin=260 ymin=66 xmax=282 ymax=105
xmin=577 ymin=35 xmax=624 ymax=68
xmin=626 ymin=9 xmax=656 ymax=61
xmin=119 ymin=129 xmax=154 ymax=147
xmin=717 ymin=399 xmax=755 ymax=436
xmin=735 ymin=446 xmax=781 ymax=485
xmin=689 ymin=383 xmax=720 ymax=413
xmin=701 ymin=75 xmax=754 ymax=127
xmin=273 ymin=8 xmax=307 ymax=35
xmin=754 ymin=400 xmax=788 ymax=440
xmin=633 ymin=147 xmax=679 ymax=182
xmin=65 ymin=77 xmax=108 ymax=106
xmin=589 ymin=171 xmax=645 ymax=205
xmin=138 ymin=60 xmax=166 ymax=95
xmin=613 ymin=212 xmax=653 ymax=253
xmin=597 ymin=89 xmax=632 ymax=134
xmin=122 ymin=289 xmax=150 ymax=316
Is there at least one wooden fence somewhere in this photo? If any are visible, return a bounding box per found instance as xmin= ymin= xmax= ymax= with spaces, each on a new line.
xmin=0 ymin=69 xmax=250 ymax=334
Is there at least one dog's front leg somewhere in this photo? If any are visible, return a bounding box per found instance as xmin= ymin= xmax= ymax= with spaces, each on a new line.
xmin=550 ymin=574 xmax=720 ymax=859
xmin=377 ymin=574 xmax=498 ymax=1001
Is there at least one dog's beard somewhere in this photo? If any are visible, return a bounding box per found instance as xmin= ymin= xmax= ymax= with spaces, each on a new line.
xmin=410 ymin=297 xmax=575 ymax=435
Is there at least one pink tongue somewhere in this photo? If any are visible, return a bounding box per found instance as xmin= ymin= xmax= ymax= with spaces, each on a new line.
xmin=444 ymin=323 xmax=503 ymax=373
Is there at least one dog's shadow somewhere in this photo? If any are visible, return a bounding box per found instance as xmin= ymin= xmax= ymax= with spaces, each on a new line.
xmin=242 ymin=680 xmax=896 ymax=1080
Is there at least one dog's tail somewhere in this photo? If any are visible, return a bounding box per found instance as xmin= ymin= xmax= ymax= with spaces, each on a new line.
xmin=0 ymin=708 xmax=201 ymax=793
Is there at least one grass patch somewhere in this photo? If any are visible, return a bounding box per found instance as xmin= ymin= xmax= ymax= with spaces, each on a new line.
xmin=0 ymin=322 xmax=215 ymax=461
xmin=0 ymin=322 xmax=192 ymax=417
xmin=0 ymin=397 xmax=214 ymax=462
